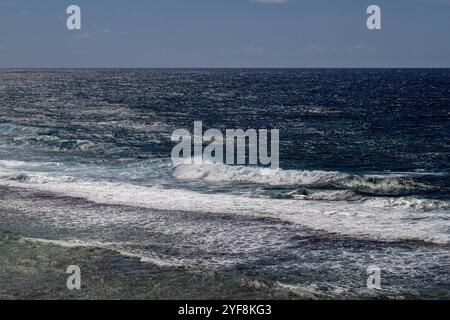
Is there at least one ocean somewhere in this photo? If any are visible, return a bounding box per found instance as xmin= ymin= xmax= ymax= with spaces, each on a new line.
xmin=0 ymin=69 xmax=449 ymax=299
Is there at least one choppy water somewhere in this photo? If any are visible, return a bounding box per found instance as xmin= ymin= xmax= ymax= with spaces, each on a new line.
xmin=0 ymin=69 xmax=449 ymax=299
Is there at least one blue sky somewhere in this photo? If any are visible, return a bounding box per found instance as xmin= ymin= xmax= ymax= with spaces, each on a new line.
xmin=0 ymin=0 xmax=449 ymax=67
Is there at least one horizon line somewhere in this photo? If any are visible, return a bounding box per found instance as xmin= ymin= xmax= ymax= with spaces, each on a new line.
xmin=1 ymin=67 xmax=450 ymax=70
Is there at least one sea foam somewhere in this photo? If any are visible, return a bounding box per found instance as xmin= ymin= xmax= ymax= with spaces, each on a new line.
xmin=173 ymin=162 xmax=437 ymax=195
xmin=0 ymin=173 xmax=448 ymax=245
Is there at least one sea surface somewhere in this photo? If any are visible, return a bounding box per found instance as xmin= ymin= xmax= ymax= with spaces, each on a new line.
xmin=0 ymin=69 xmax=449 ymax=299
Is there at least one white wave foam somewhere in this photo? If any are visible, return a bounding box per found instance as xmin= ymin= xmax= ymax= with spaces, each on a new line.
xmin=0 ymin=159 xmax=60 ymax=168
xmin=173 ymin=162 xmax=435 ymax=194
xmin=1 ymin=159 xmax=449 ymax=244
xmin=289 ymin=190 xmax=362 ymax=201
xmin=363 ymin=197 xmax=450 ymax=211
xmin=173 ymin=163 xmax=348 ymax=186
xmin=23 ymin=237 xmax=187 ymax=268
xmin=1 ymin=171 xmax=449 ymax=244
xmin=274 ymin=282 xmax=348 ymax=299
xmin=24 ymin=237 xmax=106 ymax=249
xmin=337 ymin=176 xmax=433 ymax=195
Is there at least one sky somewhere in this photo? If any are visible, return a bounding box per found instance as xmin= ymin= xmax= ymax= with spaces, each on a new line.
xmin=0 ymin=0 xmax=449 ymax=68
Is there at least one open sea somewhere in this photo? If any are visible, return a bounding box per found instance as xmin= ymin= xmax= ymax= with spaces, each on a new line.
xmin=0 ymin=69 xmax=449 ymax=299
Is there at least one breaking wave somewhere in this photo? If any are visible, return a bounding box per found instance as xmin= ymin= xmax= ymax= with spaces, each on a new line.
xmin=0 ymin=159 xmax=449 ymax=244
xmin=173 ymin=163 xmax=439 ymax=195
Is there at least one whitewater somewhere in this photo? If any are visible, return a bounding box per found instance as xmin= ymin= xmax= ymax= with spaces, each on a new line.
xmin=1 ymin=159 xmax=449 ymax=245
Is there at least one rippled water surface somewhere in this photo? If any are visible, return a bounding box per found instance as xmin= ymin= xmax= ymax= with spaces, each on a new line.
xmin=1 ymin=69 xmax=449 ymax=298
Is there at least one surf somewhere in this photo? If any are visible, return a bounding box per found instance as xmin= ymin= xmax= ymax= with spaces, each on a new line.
xmin=1 ymin=159 xmax=449 ymax=244
xmin=172 ymin=161 xmax=442 ymax=196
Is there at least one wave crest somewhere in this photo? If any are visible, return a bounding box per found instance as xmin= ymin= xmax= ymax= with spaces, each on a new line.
xmin=173 ymin=163 xmax=436 ymax=195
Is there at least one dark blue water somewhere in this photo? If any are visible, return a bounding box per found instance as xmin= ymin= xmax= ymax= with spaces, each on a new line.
xmin=1 ymin=69 xmax=449 ymax=170
xmin=0 ymin=69 xmax=449 ymax=299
